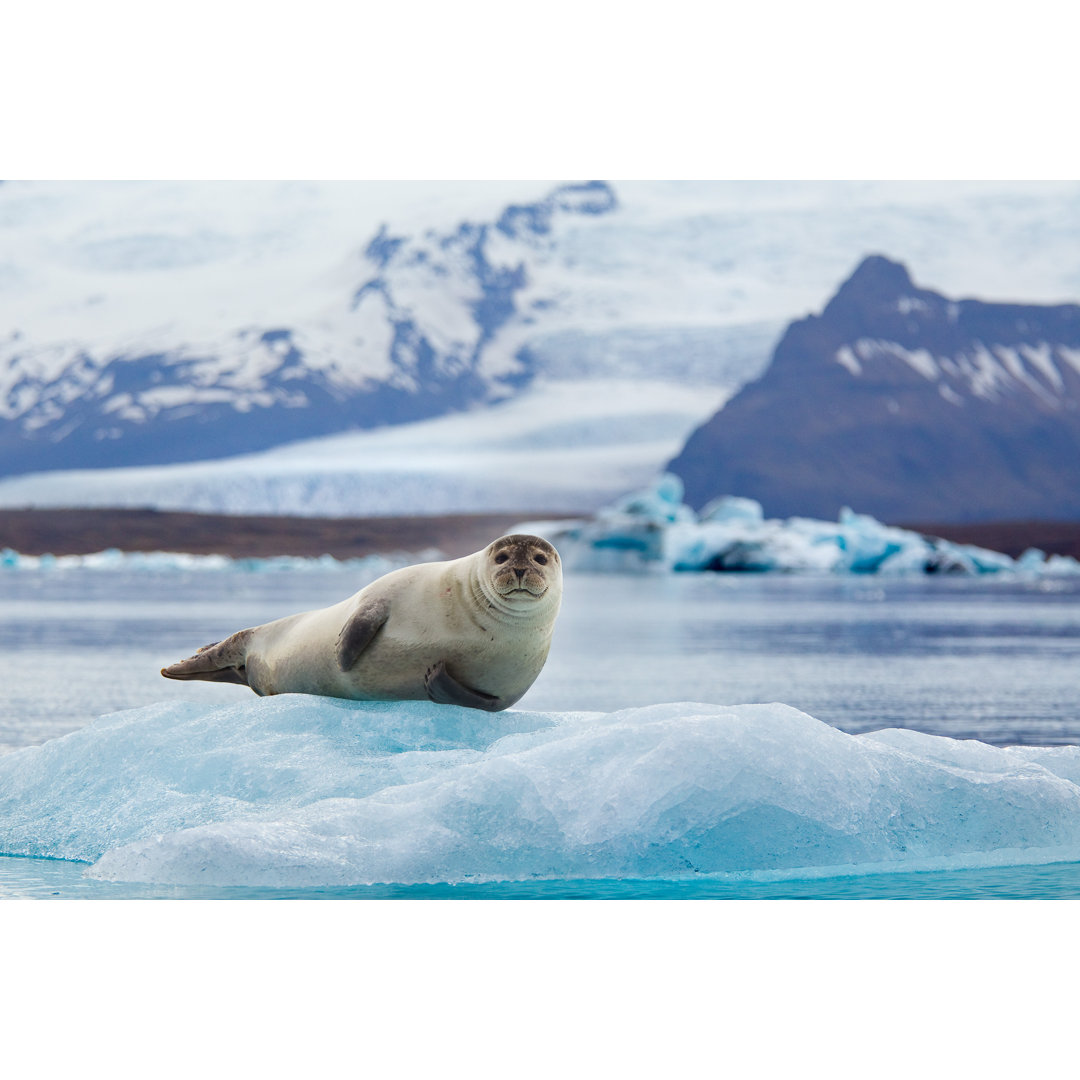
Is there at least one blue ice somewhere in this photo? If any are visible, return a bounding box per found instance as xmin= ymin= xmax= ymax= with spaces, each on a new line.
xmin=3 ymin=696 xmax=1080 ymax=887
xmin=519 ymin=475 xmax=1080 ymax=576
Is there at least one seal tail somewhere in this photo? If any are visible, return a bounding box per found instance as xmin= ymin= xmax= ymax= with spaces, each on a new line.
xmin=161 ymin=629 xmax=252 ymax=686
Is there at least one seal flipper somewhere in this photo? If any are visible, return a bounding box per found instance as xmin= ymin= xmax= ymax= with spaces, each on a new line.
xmin=336 ymin=596 xmax=390 ymax=671
xmin=424 ymin=660 xmax=505 ymax=712
xmin=161 ymin=629 xmax=252 ymax=686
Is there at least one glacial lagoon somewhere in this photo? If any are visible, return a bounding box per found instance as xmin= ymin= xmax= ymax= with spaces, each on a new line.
xmin=3 ymin=564 xmax=1079 ymax=898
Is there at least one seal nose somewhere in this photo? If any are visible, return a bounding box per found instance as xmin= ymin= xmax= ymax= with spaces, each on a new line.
xmin=514 ymin=567 xmax=527 ymax=581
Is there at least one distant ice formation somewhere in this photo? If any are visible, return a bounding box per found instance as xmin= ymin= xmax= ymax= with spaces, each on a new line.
xmin=517 ymin=474 xmax=1080 ymax=576
xmin=5 ymin=474 xmax=1076 ymax=578
xmin=0 ymin=547 xmax=440 ymax=575
xmin=2 ymin=695 xmax=1080 ymax=887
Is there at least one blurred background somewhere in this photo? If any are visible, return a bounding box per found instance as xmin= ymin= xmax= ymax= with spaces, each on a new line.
xmin=3 ymin=178 xmax=1080 ymax=558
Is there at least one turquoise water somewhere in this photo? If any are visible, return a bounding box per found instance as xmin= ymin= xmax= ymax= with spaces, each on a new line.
xmin=3 ymin=569 xmax=1079 ymax=899
xmin=6 ymin=854 xmax=1080 ymax=899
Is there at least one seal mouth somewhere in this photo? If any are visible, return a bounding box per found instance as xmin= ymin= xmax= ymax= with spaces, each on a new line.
xmin=492 ymin=567 xmax=549 ymax=598
xmin=494 ymin=574 xmax=548 ymax=598
xmin=502 ymin=585 xmax=545 ymax=598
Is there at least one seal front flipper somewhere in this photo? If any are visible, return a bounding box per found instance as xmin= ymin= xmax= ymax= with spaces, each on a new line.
xmin=161 ymin=629 xmax=252 ymax=686
xmin=424 ymin=660 xmax=505 ymax=712
xmin=336 ymin=596 xmax=390 ymax=671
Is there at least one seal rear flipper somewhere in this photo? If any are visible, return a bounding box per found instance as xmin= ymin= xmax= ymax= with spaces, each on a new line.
xmin=424 ymin=660 xmax=505 ymax=712
xmin=336 ymin=596 xmax=390 ymax=671
xmin=161 ymin=630 xmax=252 ymax=686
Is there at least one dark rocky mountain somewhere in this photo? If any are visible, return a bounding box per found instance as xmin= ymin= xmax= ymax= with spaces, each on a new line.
xmin=0 ymin=182 xmax=617 ymax=478
xmin=668 ymin=255 xmax=1080 ymax=523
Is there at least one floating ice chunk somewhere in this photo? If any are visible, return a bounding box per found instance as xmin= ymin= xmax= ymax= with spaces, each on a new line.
xmin=1020 ymin=549 xmax=1080 ymax=577
xmin=3 ymin=697 xmax=1080 ymax=887
xmin=606 ymin=471 xmax=696 ymax=525
xmin=699 ymin=495 xmax=764 ymax=525
xmin=1045 ymin=554 xmax=1080 ymax=575
xmin=518 ymin=473 xmax=694 ymax=568
xmin=524 ymin=476 xmax=1080 ymax=577
xmin=670 ymin=517 xmax=838 ymax=573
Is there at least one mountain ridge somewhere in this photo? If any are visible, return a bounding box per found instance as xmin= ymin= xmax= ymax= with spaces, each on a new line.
xmin=668 ymin=255 xmax=1080 ymax=523
xmin=0 ymin=182 xmax=618 ymax=478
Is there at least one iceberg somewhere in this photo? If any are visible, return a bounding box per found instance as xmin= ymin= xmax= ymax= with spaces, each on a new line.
xmin=519 ymin=475 xmax=1080 ymax=576
xmin=2 ymin=695 xmax=1080 ymax=887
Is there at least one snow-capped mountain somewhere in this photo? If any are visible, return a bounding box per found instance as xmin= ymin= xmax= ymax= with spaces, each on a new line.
xmin=4 ymin=181 xmax=1080 ymax=518
xmin=668 ymin=255 xmax=1080 ymax=522
xmin=0 ymin=181 xmax=619 ymax=477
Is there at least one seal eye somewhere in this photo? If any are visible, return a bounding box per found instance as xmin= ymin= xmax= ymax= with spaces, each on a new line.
xmin=534 ymin=554 xmax=548 ymax=565
xmin=494 ymin=553 xmax=509 ymax=564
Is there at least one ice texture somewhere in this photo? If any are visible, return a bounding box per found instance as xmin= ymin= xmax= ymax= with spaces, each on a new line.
xmin=519 ymin=475 xmax=1080 ymax=576
xmin=2 ymin=696 xmax=1080 ymax=887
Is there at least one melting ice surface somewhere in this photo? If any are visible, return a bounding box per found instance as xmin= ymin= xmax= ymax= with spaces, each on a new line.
xmin=521 ymin=474 xmax=1080 ymax=577
xmin=3 ymin=695 xmax=1080 ymax=888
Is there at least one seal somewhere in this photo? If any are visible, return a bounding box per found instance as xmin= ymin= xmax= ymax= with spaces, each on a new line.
xmin=160 ymin=534 xmax=562 ymax=712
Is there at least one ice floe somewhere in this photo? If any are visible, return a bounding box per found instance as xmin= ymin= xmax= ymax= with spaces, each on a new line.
xmin=2 ymin=696 xmax=1080 ymax=887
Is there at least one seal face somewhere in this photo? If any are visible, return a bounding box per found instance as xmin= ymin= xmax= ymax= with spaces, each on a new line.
xmin=161 ymin=534 xmax=562 ymax=712
xmin=484 ymin=533 xmax=558 ymax=603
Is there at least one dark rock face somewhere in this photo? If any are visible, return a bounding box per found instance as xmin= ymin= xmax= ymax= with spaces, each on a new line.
xmin=667 ymin=255 xmax=1080 ymax=523
xmin=0 ymin=182 xmax=618 ymax=478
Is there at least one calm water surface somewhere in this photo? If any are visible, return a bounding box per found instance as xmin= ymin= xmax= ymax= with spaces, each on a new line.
xmin=3 ymin=568 xmax=1079 ymax=898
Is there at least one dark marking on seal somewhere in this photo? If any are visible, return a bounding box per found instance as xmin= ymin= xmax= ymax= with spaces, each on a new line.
xmin=424 ymin=660 xmax=503 ymax=712
xmin=336 ymin=596 xmax=390 ymax=671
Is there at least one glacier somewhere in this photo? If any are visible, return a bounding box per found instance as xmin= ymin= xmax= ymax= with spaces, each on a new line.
xmin=519 ymin=475 xmax=1080 ymax=577
xmin=2 ymin=695 xmax=1080 ymax=888
xmin=0 ymin=378 xmax=723 ymax=517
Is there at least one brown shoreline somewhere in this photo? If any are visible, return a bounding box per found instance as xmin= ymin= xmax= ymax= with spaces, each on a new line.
xmin=3 ymin=507 xmax=1080 ymax=562
xmin=0 ymin=508 xmax=580 ymax=561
